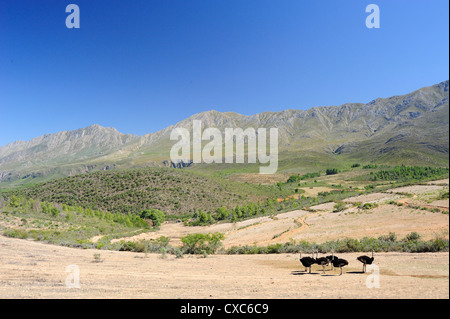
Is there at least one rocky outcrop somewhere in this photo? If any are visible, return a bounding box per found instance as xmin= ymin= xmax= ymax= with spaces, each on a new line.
xmin=162 ymin=160 xmax=193 ymax=169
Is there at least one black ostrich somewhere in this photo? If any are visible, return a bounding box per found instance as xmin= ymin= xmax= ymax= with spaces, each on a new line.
xmin=357 ymin=250 xmax=375 ymax=273
xmin=325 ymin=251 xmax=339 ymax=270
xmin=315 ymin=251 xmax=330 ymax=274
xmin=299 ymin=251 xmax=316 ymax=273
xmin=331 ymin=257 xmax=349 ymax=276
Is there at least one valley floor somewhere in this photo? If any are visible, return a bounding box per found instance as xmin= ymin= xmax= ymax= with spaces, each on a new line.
xmin=1 ymin=178 xmax=448 ymax=299
xmin=110 ymin=180 xmax=450 ymax=248
xmin=0 ymin=235 xmax=448 ymax=299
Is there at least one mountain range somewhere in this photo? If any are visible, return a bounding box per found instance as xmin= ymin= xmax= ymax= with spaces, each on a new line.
xmin=1 ymin=80 xmax=448 ymax=187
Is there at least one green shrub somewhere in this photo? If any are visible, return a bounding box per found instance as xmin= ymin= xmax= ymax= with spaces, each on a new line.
xmin=287 ymin=175 xmax=301 ymax=183
xmin=50 ymin=207 xmax=60 ymax=217
xmin=438 ymin=191 xmax=449 ymax=200
xmin=326 ymin=168 xmax=339 ymax=175
xmin=361 ymin=202 xmax=378 ymax=210
xmin=3 ymin=228 xmax=29 ymax=239
xmin=333 ymin=202 xmax=347 ymax=212
xmin=363 ymin=164 xmax=379 ymax=169
xmin=140 ymin=209 xmax=165 ymax=228
xmin=378 ymin=232 xmax=397 ymax=242
xmin=119 ymin=241 xmax=138 ymax=251
xmin=371 ymin=165 xmax=449 ymax=182
xmin=181 ymin=233 xmax=224 ymax=255
xmin=405 ymin=232 xmax=421 ymax=242
xmin=287 ymin=172 xmax=321 ymax=183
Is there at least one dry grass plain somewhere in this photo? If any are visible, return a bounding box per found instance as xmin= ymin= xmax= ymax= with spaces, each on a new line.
xmin=0 ymin=236 xmax=448 ymax=299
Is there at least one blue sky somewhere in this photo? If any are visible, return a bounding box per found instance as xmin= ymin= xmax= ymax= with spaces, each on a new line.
xmin=0 ymin=0 xmax=448 ymax=146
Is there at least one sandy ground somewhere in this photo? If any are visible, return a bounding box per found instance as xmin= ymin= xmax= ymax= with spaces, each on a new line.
xmin=389 ymin=185 xmax=447 ymax=195
xmin=0 ymin=236 xmax=448 ymax=299
xmin=111 ymin=188 xmax=449 ymax=247
xmin=426 ymin=179 xmax=449 ymax=186
xmin=228 ymin=173 xmax=291 ymax=185
xmin=111 ymin=209 xmax=311 ymax=248
xmin=298 ymin=187 xmax=335 ymax=197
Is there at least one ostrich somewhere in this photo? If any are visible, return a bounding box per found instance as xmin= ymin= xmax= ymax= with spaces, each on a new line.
xmin=331 ymin=257 xmax=349 ymax=276
xmin=315 ymin=251 xmax=330 ymax=274
xmin=357 ymin=250 xmax=375 ymax=273
xmin=299 ymin=251 xmax=316 ymax=274
xmin=326 ymin=251 xmax=338 ymax=270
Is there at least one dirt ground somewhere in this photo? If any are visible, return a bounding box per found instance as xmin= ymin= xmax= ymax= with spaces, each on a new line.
xmin=0 ymin=236 xmax=448 ymax=299
xmin=111 ymin=187 xmax=449 ymax=247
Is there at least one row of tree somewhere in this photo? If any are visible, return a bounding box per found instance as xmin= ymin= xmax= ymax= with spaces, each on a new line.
xmin=4 ymin=195 xmax=150 ymax=229
xmin=371 ymin=165 xmax=449 ymax=181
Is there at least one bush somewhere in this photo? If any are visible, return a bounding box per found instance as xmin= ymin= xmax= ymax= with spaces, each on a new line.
xmin=169 ymin=246 xmax=184 ymax=258
xmin=181 ymin=233 xmax=224 ymax=254
xmin=287 ymin=175 xmax=301 ymax=183
xmin=360 ymin=202 xmax=378 ymax=210
xmin=326 ymin=168 xmax=339 ymax=175
xmin=3 ymin=228 xmax=29 ymax=239
xmin=405 ymin=232 xmax=421 ymax=242
xmin=333 ymin=202 xmax=347 ymax=212
xmin=140 ymin=209 xmax=165 ymax=228
xmin=225 ymin=232 xmax=448 ymax=255
xmin=363 ymin=164 xmax=379 ymax=169
xmin=438 ymin=191 xmax=449 ymax=200
xmin=50 ymin=207 xmax=60 ymax=217
xmin=378 ymin=232 xmax=397 ymax=242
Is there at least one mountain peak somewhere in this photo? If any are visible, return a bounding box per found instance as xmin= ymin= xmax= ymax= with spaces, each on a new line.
xmin=0 ymin=80 xmax=448 ymax=185
xmin=82 ymin=124 xmax=120 ymax=134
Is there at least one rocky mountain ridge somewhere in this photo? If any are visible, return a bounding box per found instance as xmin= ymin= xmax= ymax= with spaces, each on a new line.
xmin=1 ymin=80 xmax=448 ymax=185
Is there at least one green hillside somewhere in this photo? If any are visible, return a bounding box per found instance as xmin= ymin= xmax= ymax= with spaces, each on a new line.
xmin=5 ymin=167 xmax=289 ymax=216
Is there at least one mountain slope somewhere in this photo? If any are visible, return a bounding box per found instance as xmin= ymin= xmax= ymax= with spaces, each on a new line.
xmin=0 ymin=81 xmax=448 ymax=186
xmin=6 ymin=167 xmax=287 ymax=215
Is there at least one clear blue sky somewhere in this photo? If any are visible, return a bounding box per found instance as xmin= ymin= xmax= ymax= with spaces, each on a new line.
xmin=0 ymin=0 xmax=448 ymax=146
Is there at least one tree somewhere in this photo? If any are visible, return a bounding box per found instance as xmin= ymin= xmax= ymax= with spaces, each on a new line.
xmin=287 ymin=175 xmax=301 ymax=183
xmin=198 ymin=210 xmax=212 ymax=224
xmin=326 ymin=168 xmax=339 ymax=175
xmin=215 ymin=207 xmax=230 ymax=220
xmin=140 ymin=209 xmax=165 ymax=228
xmin=9 ymin=195 xmax=20 ymax=208
xmin=181 ymin=233 xmax=225 ymax=254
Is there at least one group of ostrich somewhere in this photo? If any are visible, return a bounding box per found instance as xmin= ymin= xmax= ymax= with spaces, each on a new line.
xmin=299 ymin=250 xmax=374 ymax=275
